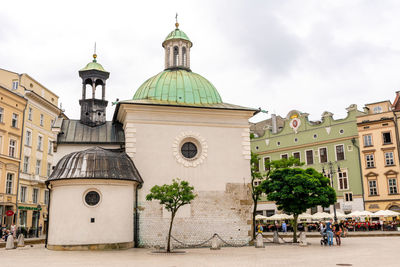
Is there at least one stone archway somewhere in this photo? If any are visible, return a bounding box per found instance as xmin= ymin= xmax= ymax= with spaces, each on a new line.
xmin=388 ymin=205 xmax=400 ymax=213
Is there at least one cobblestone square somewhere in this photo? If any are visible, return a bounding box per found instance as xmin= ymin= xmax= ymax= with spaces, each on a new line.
xmin=1 ymin=237 xmax=399 ymax=267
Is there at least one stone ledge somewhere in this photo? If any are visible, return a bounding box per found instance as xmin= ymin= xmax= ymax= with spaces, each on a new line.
xmin=47 ymin=241 xmax=133 ymax=251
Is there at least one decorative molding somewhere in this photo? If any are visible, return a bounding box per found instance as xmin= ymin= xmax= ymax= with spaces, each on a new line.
xmin=172 ymin=131 xmax=208 ymax=167
xmin=242 ymin=128 xmax=251 ymax=160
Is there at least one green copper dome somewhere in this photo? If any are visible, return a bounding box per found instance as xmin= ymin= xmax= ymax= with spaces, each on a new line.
xmin=162 ymin=28 xmax=192 ymax=47
xmin=133 ymin=69 xmax=222 ymax=105
xmin=80 ymin=54 xmax=108 ymax=72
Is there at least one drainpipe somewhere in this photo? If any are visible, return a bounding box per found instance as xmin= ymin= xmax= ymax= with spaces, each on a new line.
xmin=14 ymin=94 xmax=27 ymax=226
xmin=44 ymin=182 xmax=51 ymax=248
xmin=134 ymin=183 xmax=142 ymax=247
xmin=351 ymin=138 xmax=365 ymax=210
xmin=393 ymin=113 xmax=400 ymax=168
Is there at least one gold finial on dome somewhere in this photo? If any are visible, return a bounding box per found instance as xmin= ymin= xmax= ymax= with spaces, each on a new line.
xmin=175 ymin=13 xmax=179 ymax=29
xmin=93 ymin=42 xmax=97 ymax=62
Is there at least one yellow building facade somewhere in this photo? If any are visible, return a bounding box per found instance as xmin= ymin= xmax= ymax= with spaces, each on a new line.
xmin=357 ymin=100 xmax=400 ymax=212
xmin=0 ymin=68 xmax=60 ymax=236
xmin=0 ymin=85 xmax=27 ymax=228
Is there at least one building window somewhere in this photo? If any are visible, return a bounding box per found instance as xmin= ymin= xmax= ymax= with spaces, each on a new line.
xmin=12 ymin=80 xmax=18 ymax=89
xmin=25 ymin=130 xmax=32 ymax=146
xmin=306 ymin=150 xmax=314 ymax=165
xmin=6 ymin=173 xmax=14 ymax=194
xmin=181 ymin=141 xmax=197 ymax=159
xmin=293 ymin=152 xmax=300 ymax=160
xmin=344 ymin=192 xmax=353 ymax=202
xmin=48 ymin=140 xmax=53 ymax=154
xmin=336 ymin=145 xmax=345 ymax=161
xmin=253 ymin=158 xmax=260 ymax=172
xmin=35 ymin=160 xmax=41 ymax=175
xmin=173 ymin=46 xmax=179 ymax=66
xmin=319 ymin=147 xmax=327 ymax=163
xmin=182 ymin=46 xmax=187 ymax=66
xmin=369 ymin=180 xmax=378 ymax=196
xmin=37 ymin=135 xmax=43 ymax=151
xmin=47 ymin=163 xmax=52 ymax=177
xmin=40 ymin=114 xmax=44 ymax=126
xmin=9 ymin=139 xmax=16 ymax=157
xmin=51 ymin=119 xmax=54 ymax=127
xmin=311 ymin=206 xmax=318 ymax=214
xmin=85 ymin=190 xmax=101 ymax=206
xmin=385 ymin=152 xmax=395 ymax=166
xmin=338 ymin=171 xmax=349 ymax=190
xmin=263 ymin=157 xmax=270 ymax=171
xmin=23 ymin=156 xmax=29 ymax=173
xmin=32 ymin=188 xmax=39 ymax=204
xmin=388 ymin=178 xmax=398 ymax=194
xmin=0 ymin=107 xmax=3 ymax=122
xmin=44 ymin=190 xmax=49 ymax=205
xmin=20 ymin=186 xmax=27 ymax=202
xmin=373 ymin=106 xmax=383 ymax=113
xmin=363 ymin=135 xmax=373 ymax=147
xmin=383 ymin=132 xmax=392 ymax=144
xmin=365 ymin=154 xmax=375 ymax=168
xmin=281 ymin=154 xmax=288 ymax=160
xmin=11 ymin=113 xmax=18 ymax=128
xmin=28 ymin=107 xmax=33 ymax=121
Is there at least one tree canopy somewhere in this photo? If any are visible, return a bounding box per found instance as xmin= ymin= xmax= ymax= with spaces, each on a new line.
xmin=261 ymin=167 xmax=336 ymax=242
xmin=146 ymin=179 xmax=196 ymax=252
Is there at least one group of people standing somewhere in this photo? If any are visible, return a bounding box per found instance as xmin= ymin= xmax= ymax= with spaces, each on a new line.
xmin=321 ymin=219 xmax=345 ymax=246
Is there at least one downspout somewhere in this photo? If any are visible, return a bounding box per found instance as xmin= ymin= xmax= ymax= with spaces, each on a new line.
xmin=134 ymin=183 xmax=142 ymax=247
xmin=14 ymin=95 xmax=27 ymax=225
xmin=393 ymin=114 xmax=400 ymax=168
xmin=45 ymin=182 xmax=51 ymax=248
xmin=351 ymin=138 xmax=365 ymax=210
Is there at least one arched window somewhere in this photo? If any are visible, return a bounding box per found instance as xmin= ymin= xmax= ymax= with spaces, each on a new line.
xmin=182 ymin=47 xmax=187 ymax=67
xmin=173 ymin=46 xmax=179 ymax=66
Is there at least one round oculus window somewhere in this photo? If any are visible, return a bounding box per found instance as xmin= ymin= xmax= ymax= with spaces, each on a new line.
xmin=85 ymin=191 xmax=100 ymax=206
xmin=181 ymin=141 xmax=198 ymax=159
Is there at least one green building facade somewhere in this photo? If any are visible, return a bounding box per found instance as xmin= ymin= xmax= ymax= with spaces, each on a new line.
xmin=251 ymin=104 xmax=365 ymax=216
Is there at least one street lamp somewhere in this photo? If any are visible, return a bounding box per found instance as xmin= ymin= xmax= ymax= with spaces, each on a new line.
xmin=36 ymin=204 xmax=41 ymax=238
xmin=322 ymin=161 xmax=340 ymax=223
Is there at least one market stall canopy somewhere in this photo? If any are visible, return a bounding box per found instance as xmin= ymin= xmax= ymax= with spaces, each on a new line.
xmin=349 ymin=210 xmax=374 ymax=217
xmin=311 ymin=212 xmax=333 ymax=220
xmin=334 ymin=211 xmax=349 ymax=219
xmin=374 ymin=210 xmax=400 ymax=217
xmin=298 ymin=213 xmax=314 ymax=220
xmin=255 ymin=214 xmax=269 ymax=220
xmin=267 ymin=213 xmax=294 ymax=220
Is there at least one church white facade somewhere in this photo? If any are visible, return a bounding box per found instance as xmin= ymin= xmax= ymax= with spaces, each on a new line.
xmin=47 ymin=22 xmax=258 ymax=250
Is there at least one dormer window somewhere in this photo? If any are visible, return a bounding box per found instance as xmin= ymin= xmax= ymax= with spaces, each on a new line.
xmin=373 ymin=106 xmax=382 ymax=114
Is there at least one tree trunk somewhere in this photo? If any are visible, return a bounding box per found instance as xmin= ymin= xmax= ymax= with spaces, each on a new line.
xmin=293 ymin=214 xmax=299 ymax=243
xmin=167 ymin=212 xmax=175 ymax=252
xmin=252 ymin=198 xmax=258 ymax=240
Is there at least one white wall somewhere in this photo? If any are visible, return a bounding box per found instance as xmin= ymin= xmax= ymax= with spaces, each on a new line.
xmin=48 ymin=180 xmax=135 ymax=245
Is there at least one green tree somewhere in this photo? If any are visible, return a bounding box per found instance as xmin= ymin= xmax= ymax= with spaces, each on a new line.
xmin=146 ymin=179 xmax=196 ymax=252
xmin=261 ymin=167 xmax=336 ymax=242
xmin=250 ymin=153 xmax=301 ymax=239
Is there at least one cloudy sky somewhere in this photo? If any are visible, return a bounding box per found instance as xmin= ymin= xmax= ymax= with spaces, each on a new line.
xmin=1 ymin=0 xmax=400 ymax=122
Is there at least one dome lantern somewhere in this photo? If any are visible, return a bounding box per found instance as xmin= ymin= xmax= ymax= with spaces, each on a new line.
xmin=162 ymin=18 xmax=192 ymax=71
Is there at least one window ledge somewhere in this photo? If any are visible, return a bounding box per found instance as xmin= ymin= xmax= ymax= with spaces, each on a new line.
xmin=366 ymin=167 xmax=376 ymax=169
xmin=368 ymin=195 xmax=380 ymax=197
xmin=383 ymin=142 xmax=393 ymax=145
xmin=388 ymin=193 xmax=399 ymax=195
xmin=11 ymin=126 xmax=20 ymax=130
xmin=385 ymin=164 xmax=396 ymax=167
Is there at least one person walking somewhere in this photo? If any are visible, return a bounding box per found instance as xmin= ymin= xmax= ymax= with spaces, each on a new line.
xmin=282 ymin=221 xmax=287 ymax=232
xmin=326 ymin=219 xmax=334 ymax=246
xmin=334 ymin=221 xmax=342 ymax=246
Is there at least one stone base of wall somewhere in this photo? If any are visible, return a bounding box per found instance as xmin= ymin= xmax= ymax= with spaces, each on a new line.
xmin=47 ymin=241 xmax=133 ymax=251
xmin=138 ymin=183 xmax=252 ymax=248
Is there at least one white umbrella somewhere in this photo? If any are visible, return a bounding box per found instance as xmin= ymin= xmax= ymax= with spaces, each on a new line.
xmin=374 ymin=210 xmax=400 ymax=217
xmin=334 ymin=211 xmax=348 ymax=219
xmin=349 ymin=210 xmax=374 ymax=217
xmin=267 ymin=213 xmax=294 ymax=220
xmin=298 ymin=213 xmax=313 ymax=220
xmin=255 ymin=214 xmax=268 ymax=220
xmin=312 ymin=212 xmax=333 ymax=220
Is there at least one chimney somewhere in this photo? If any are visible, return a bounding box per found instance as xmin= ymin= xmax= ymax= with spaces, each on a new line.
xmin=271 ymin=114 xmax=277 ymax=134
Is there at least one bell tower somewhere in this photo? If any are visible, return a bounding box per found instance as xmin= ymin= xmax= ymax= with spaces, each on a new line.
xmin=78 ymin=52 xmax=109 ymax=127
